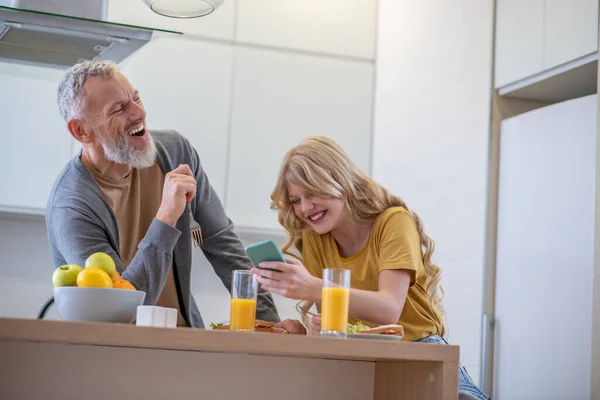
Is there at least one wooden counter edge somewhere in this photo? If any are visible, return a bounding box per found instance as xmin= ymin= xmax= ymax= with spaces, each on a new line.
xmin=0 ymin=318 xmax=459 ymax=363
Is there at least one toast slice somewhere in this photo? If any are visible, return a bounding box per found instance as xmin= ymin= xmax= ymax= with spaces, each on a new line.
xmin=211 ymin=320 xmax=278 ymax=332
xmin=356 ymin=324 xmax=404 ymax=336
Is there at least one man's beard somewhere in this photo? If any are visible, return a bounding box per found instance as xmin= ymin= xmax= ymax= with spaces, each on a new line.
xmin=97 ymin=125 xmax=157 ymax=169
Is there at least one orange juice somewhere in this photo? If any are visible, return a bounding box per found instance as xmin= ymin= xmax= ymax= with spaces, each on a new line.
xmin=321 ymin=287 xmax=350 ymax=332
xmin=230 ymin=298 xmax=257 ymax=331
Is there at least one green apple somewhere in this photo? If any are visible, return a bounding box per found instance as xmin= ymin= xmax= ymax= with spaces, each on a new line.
xmin=52 ymin=264 xmax=83 ymax=287
xmin=85 ymin=252 xmax=116 ymax=279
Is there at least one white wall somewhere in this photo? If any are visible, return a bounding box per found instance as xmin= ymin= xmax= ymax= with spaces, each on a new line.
xmin=373 ymin=0 xmax=494 ymax=383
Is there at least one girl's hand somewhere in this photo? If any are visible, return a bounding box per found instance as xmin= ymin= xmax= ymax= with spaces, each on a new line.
xmin=251 ymin=256 xmax=322 ymax=301
xmin=309 ymin=314 xmax=321 ymax=335
xmin=275 ymin=319 xmax=307 ymax=335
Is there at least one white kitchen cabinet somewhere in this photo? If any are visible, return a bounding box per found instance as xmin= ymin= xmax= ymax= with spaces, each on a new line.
xmin=494 ymin=95 xmax=596 ymax=399
xmin=225 ymin=47 xmax=373 ymax=230
xmin=108 ymin=0 xmax=236 ymax=40
xmin=494 ymin=0 xmax=544 ymax=88
xmin=119 ymin=37 xmax=233 ymax=199
xmin=236 ymin=0 xmax=376 ymax=60
xmin=495 ymin=0 xmax=599 ymax=88
xmin=0 ymin=63 xmax=72 ymax=213
xmin=543 ymin=0 xmax=598 ymax=69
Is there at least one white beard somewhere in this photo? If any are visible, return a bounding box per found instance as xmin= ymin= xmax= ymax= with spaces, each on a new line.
xmin=98 ymin=127 xmax=157 ymax=169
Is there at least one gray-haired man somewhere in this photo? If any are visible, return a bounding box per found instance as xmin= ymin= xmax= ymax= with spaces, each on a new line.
xmin=46 ymin=60 xmax=282 ymax=329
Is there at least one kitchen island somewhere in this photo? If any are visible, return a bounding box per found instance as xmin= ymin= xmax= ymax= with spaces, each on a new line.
xmin=0 ymin=318 xmax=458 ymax=399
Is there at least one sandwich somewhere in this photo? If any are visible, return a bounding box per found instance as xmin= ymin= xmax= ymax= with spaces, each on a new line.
xmin=356 ymin=324 xmax=404 ymax=336
xmin=210 ymin=320 xmax=279 ymax=333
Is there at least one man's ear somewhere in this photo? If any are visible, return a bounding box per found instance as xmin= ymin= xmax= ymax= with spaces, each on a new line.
xmin=67 ymin=119 xmax=93 ymax=144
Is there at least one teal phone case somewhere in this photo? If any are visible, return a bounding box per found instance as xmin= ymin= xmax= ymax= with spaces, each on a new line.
xmin=244 ymin=240 xmax=286 ymax=271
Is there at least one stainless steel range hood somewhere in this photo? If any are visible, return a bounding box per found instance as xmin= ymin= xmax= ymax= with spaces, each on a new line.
xmin=0 ymin=6 xmax=181 ymax=68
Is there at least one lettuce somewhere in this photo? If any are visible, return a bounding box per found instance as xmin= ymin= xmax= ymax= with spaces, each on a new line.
xmin=347 ymin=321 xmax=369 ymax=334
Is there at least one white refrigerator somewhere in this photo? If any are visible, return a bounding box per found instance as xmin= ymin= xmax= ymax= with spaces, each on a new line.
xmin=494 ymin=94 xmax=596 ymax=399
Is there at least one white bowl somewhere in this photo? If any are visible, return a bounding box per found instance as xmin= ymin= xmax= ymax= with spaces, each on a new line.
xmin=53 ymin=287 xmax=146 ymax=324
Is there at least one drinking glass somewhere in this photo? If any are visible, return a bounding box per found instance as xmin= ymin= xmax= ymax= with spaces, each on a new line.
xmin=320 ymin=268 xmax=350 ymax=338
xmin=230 ymin=270 xmax=257 ymax=332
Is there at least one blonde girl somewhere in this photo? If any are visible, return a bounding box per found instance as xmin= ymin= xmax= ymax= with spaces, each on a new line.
xmin=252 ymin=136 xmax=490 ymax=400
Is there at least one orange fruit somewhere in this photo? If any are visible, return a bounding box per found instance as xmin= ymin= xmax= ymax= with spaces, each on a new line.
xmin=112 ymin=278 xmax=136 ymax=290
xmin=113 ymin=279 xmax=136 ymax=290
xmin=76 ymin=267 xmax=112 ymax=288
xmin=112 ymin=271 xmax=136 ymax=290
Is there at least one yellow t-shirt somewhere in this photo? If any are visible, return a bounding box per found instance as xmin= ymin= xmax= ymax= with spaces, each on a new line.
xmin=302 ymin=206 xmax=445 ymax=341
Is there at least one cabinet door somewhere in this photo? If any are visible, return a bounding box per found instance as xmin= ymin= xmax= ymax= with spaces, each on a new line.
xmin=119 ymin=37 xmax=233 ymax=199
xmin=544 ymin=0 xmax=599 ymax=69
xmin=0 ymin=63 xmax=72 ymax=213
xmin=495 ymin=0 xmax=544 ymax=87
xmin=236 ymin=0 xmax=376 ymax=60
xmin=225 ymin=48 xmax=373 ymax=230
xmin=494 ymin=95 xmax=595 ymax=399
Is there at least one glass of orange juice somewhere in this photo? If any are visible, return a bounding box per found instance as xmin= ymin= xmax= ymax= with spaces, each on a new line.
xmin=321 ymin=268 xmax=350 ymax=338
xmin=230 ymin=270 xmax=257 ymax=332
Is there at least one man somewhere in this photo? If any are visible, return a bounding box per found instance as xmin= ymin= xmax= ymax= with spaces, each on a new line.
xmin=46 ymin=60 xmax=281 ymax=329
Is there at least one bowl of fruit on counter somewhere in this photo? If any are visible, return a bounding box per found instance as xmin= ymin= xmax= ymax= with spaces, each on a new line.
xmin=52 ymin=252 xmax=146 ymax=324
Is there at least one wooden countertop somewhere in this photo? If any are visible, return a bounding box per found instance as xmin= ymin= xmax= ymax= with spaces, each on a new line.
xmin=0 ymin=317 xmax=458 ymax=362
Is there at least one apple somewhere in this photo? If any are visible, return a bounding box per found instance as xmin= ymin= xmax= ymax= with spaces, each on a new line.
xmin=85 ymin=252 xmax=117 ymax=279
xmin=52 ymin=264 xmax=83 ymax=287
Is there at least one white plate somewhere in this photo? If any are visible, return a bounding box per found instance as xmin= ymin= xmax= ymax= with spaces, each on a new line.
xmin=348 ymin=333 xmax=403 ymax=341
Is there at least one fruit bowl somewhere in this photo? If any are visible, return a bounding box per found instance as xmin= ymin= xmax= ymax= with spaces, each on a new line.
xmin=53 ymin=286 xmax=146 ymax=324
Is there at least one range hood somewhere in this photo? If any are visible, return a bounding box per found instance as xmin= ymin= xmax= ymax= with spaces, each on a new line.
xmin=0 ymin=6 xmax=181 ymax=68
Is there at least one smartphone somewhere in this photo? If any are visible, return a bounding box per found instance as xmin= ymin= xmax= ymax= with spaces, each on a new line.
xmin=245 ymin=240 xmax=286 ymax=272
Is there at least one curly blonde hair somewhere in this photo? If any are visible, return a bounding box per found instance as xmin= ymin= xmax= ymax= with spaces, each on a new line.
xmin=270 ymin=136 xmax=445 ymax=330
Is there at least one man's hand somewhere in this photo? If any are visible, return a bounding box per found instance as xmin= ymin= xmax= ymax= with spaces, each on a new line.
xmin=156 ymin=164 xmax=197 ymax=227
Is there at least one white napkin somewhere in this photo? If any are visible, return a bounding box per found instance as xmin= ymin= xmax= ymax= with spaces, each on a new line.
xmin=136 ymin=306 xmax=178 ymax=328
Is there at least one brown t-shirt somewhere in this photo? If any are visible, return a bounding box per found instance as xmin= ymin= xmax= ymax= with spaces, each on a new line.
xmin=83 ymin=160 xmax=187 ymax=327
